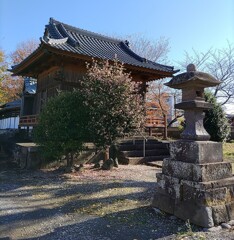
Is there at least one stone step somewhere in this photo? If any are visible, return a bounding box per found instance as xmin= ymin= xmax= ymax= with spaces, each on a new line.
xmin=122 ymin=155 xmax=170 ymax=165
xmin=118 ymin=143 xmax=168 ymax=151
xmin=118 ymin=139 xmax=163 ymax=145
xmin=117 ymin=139 xmax=170 ymax=165
xmin=145 ymin=161 xmax=163 ymax=168
xmin=121 ymin=149 xmax=169 ymax=157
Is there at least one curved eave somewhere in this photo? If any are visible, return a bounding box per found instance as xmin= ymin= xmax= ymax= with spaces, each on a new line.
xmin=11 ymin=42 xmax=49 ymax=76
xmin=12 ymin=41 xmax=177 ymax=80
xmin=42 ymin=42 xmax=177 ymax=78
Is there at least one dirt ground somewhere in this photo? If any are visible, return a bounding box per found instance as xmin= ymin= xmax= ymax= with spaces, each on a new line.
xmin=1 ymin=164 xmax=234 ymax=240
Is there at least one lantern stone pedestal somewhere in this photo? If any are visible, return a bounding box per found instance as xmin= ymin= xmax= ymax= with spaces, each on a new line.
xmin=152 ymin=64 xmax=234 ymax=228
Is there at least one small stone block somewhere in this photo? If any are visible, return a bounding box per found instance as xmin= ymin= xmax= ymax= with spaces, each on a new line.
xmin=156 ymin=172 xmax=162 ymax=180
xmin=226 ymin=201 xmax=234 ymax=220
xmin=182 ymin=177 xmax=234 ymax=191
xmin=212 ymin=205 xmax=229 ymax=225
xmin=174 ymin=200 xmax=214 ymax=228
xmin=228 ymin=220 xmax=234 ymax=226
xmin=161 ymin=174 xmax=181 ymax=199
xmin=152 ymin=187 xmax=175 ymax=214
xmin=221 ymin=223 xmax=231 ymax=229
xmin=162 ymin=159 xmax=232 ymax=182
xmin=170 ymin=141 xmax=223 ymax=163
xmin=182 ymin=183 xmax=230 ymax=206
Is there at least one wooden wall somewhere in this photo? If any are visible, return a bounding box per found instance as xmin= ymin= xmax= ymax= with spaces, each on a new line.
xmin=34 ymin=59 xmax=151 ymax=114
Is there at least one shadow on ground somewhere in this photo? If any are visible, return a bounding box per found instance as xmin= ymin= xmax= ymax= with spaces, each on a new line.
xmin=0 ymin=168 xmax=204 ymax=240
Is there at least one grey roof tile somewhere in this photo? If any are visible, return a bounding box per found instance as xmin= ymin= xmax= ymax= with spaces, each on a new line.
xmin=41 ymin=18 xmax=175 ymax=73
xmin=0 ymin=99 xmax=21 ymax=109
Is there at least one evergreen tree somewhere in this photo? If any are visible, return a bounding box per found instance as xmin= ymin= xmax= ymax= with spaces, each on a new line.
xmin=34 ymin=91 xmax=89 ymax=168
xmin=81 ymin=59 xmax=145 ymax=150
xmin=204 ymin=91 xmax=231 ymax=142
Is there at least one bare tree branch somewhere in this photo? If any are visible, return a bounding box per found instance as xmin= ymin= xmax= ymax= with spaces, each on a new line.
xmin=178 ymin=42 xmax=234 ymax=105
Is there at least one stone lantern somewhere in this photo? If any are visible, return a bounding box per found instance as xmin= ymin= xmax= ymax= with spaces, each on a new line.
xmin=152 ymin=64 xmax=234 ymax=228
xmin=165 ymin=64 xmax=220 ymax=141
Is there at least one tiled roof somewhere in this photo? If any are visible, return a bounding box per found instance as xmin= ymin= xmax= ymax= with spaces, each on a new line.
xmin=40 ymin=18 xmax=175 ymax=73
xmin=0 ymin=99 xmax=21 ymax=110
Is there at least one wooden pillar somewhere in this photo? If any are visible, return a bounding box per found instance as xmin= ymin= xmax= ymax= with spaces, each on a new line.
xmin=148 ymin=127 xmax=152 ymax=136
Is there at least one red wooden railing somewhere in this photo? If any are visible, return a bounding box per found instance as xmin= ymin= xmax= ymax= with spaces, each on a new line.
xmin=145 ymin=115 xmax=167 ymax=139
xmin=18 ymin=114 xmax=167 ymax=138
xmin=19 ymin=115 xmax=38 ymax=126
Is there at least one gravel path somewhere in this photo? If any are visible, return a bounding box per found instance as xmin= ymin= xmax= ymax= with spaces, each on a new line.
xmin=0 ymin=165 xmax=234 ymax=240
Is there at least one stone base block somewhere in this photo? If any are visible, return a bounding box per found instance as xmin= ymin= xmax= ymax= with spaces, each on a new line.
xmin=226 ymin=201 xmax=234 ymax=220
xmin=182 ymin=182 xmax=231 ymax=206
xmin=182 ymin=177 xmax=234 ymax=191
xmin=152 ymin=185 xmax=233 ymax=227
xmin=159 ymin=174 xmax=232 ymax=205
xmin=157 ymin=174 xmax=181 ymax=199
xmin=151 ymin=186 xmax=175 ymax=214
xmin=212 ymin=205 xmax=229 ymax=225
xmin=170 ymin=140 xmax=223 ymax=163
xmin=174 ymin=201 xmax=214 ymax=228
xmin=162 ymin=159 xmax=232 ymax=182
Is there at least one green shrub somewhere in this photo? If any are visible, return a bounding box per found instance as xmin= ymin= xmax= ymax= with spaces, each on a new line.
xmin=33 ymin=90 xmax=89 ymax=167
xmin=204 ymin=91 xmax=231 ymax=142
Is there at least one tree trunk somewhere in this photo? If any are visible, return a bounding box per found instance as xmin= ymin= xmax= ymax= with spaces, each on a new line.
xmin=70 ymin=152 xmax=74 ymax=167
xmin=104 ymin=146 xmax=110 ymax=161
xmin=66 ymin=153 xmax=70 ymax=167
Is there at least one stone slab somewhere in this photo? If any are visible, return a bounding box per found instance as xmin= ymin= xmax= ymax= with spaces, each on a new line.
xmin=212 ymin=205 xmax=229 ymax=225
xmin=175 ymin=100 xmax=213 ymax=110
xmin=159 ymin=174 xmax=232 ymax=205
xmin=174 ymin=200 xmax=214 ymax=228
xmin=159 ymin=174 xmax=181 ymax=199
xmin=151 ymin=186 xmax=175 ymax=214
xmin=170 ymin=140 xmax=223 ymax=163
xmin=162 ymin=159 xmax=232 ymax=182
xmin=182 ymin=183 xmax=230 ymax=206
xmin=182 ymin=177 xmax=234 ymax=191
xmin=226 ymin=201 xmax=234 ymax=220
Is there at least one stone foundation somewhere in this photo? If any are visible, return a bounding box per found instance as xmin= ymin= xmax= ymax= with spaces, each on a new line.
xmin=170 ymin=141 xmax=223 ymax=163
xmin=152 ymin=141 xmax=234 ymax=228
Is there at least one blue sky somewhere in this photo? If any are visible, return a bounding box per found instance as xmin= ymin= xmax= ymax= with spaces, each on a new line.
xmin=0 ymin=0 xmax=233 ymax=65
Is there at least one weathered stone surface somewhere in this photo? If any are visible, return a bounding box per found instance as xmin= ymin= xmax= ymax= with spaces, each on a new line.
xmin=221 ymin=223 xmax=231 ymax=229
xmin=165 ymin=70 xmax=220 ymax=89
xmin=102 ymin=158 xmax=114 ymax=170
xmin=181 ymin=110 xmax=210 ymax=140
xmin=227 ymin=219 xmax=234 ymax=226
xmin=176 ymin=100 xmax=213 ymax=110
xmin=160 ymin=174 xmax=181 ymax=199
xmin=162 ymin=159 xmax=232 ymax=182
xmin=170 ymin=141 xmax=223 ymax=164
xmin=152 ymin=65 xmax=233 ymax=228
xmin=212 ymin=205 xmax=229 ymax=225
xmin=156 ymin=172 xmax=162 ymax=181
xmin=226 ymin=201 xmax=234 ymax=220
xmin=196 ymin=162 xmax=232 ymax=182
xmin=182 ymin=183 xmax=230 ymax=206
xmin=174 ymin=200 xmax=214 ymax=228
xmin=182 ymin=177 xmax=234 ymax=191
xmin=151 ymin=186 xmax=175 ymax=214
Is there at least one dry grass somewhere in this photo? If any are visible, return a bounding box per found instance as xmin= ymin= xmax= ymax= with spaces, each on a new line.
xmin=223 ymin=141 xmax=234 ymax=162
